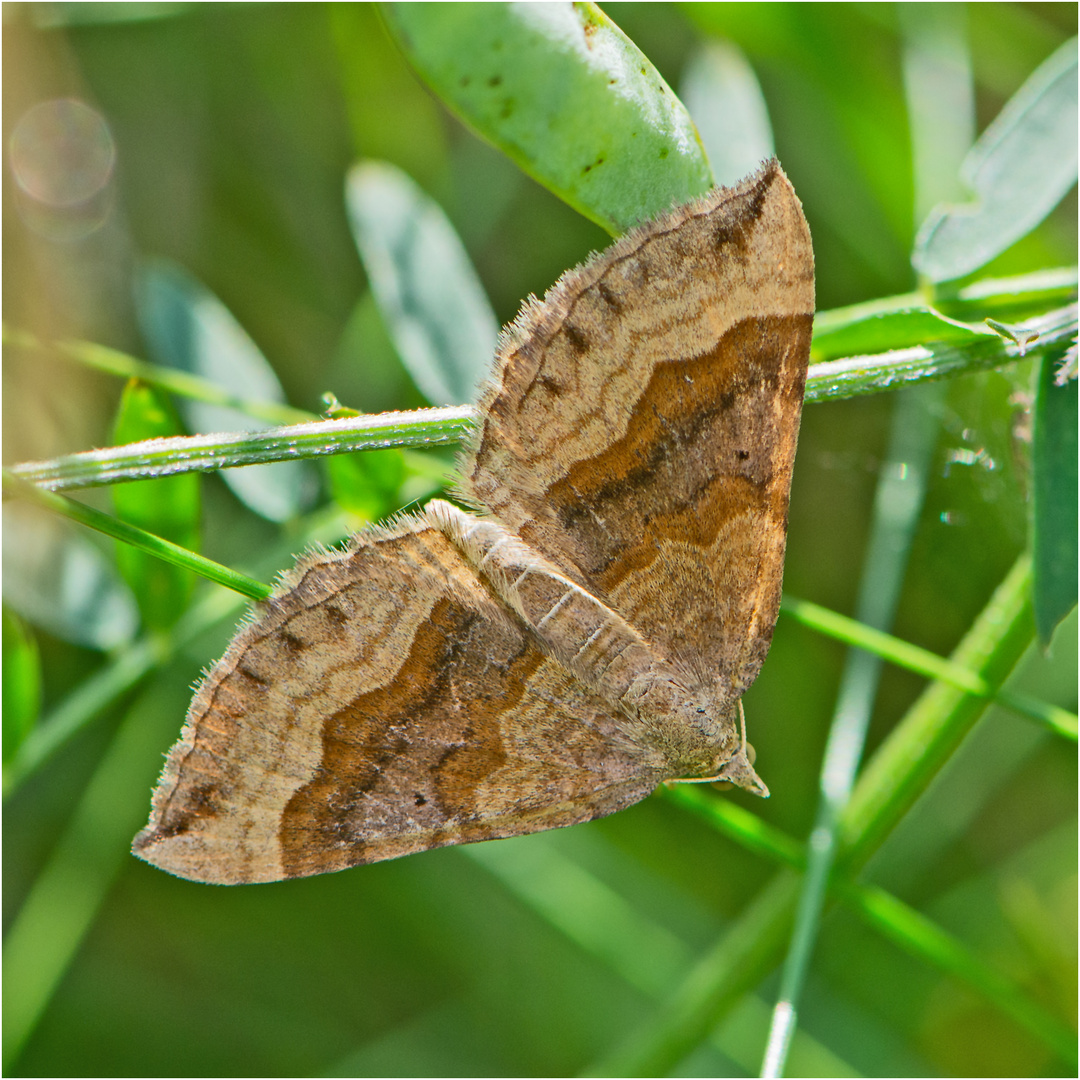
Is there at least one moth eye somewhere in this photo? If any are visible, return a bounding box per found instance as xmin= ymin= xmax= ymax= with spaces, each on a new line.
xmin=414 ymin=793 xmax=427 ymax=806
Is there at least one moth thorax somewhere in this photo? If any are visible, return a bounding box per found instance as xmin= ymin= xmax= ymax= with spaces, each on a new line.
xmin=623 ymin=675 xmax=738 ymax=751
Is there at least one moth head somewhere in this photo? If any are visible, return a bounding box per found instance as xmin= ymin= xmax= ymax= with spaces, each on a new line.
xmin=709 ymin=744 xmax=769 ymax=797
xmin=666 ymin=697 xmax=770 ymax=798
xmin=709 ymin=699 xmax=769 ymax=797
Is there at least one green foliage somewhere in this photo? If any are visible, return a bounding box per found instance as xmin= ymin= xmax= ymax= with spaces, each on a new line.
xmin=913 ymin=37 xmax=1079 ymax=282
xmin=325 ymin=448 xmax=407 ymax=524
xmin=111 ymin=379 xmax=201 ymax=630
xmin=382 ymin=2 xmax=713 ymax=232
xmin=136 ymin=261 xmax=318 ymax=522
xmin=1032 ymin=354 xmax=1079 ymax=643
xmin=2 ymin=5 xmax=1076 ymax=1078
xmin=2 ymin=609 xmax=41 ymax=762
xmin=346 ymin=161 xmax=499 ymax=406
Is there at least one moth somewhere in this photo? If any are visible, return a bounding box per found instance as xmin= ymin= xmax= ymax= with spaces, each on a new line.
xmin=134 ymin=160 xmax=814 ymax=884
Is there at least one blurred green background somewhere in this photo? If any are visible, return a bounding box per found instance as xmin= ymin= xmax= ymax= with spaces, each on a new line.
xmin=3 ymin=3 xmax=1076 ymax=1076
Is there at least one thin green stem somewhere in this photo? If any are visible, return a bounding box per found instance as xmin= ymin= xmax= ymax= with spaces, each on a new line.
xmin=763 ymin=382 xmax=943 ymax=1077
xmin=7 ymin=297 xmax=1074 ymax=494
xmin=833 ymin=879 xmax=1077 ymax=1065
xmin=2 ymin=507 xmax=351 ymax=800
xmin=586 ymin=553 xmax=1046 ymax=1076
xmin=805 ymin=300 xmax=1075 ymax=401
xmin=661 ymin=785 xmax=1077 ymax=1067
xmin=838 ymin=555 xmax=1038 ymax=867
xmin=2 ymin=470 xmax=271 ymax=602
xmin=780 ymin=594 xmax=1077 ymax=738
xmin=8 ymin=409 xmax=471 ymax=492
xmin=2 ymin=327 xmax=313 ymax=426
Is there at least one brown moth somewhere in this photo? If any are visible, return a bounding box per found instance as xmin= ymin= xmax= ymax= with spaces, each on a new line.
xmin=134 ymin=160 xmax=814 ymax=884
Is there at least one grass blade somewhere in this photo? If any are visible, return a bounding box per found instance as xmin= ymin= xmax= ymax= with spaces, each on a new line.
xmin=780 ymin=594 xmax=1077 ymax=738
xmin=586 ymin=553 xmax=1038 ymax=1075
xmin=762 ymin=379 xmax=943 ymax=1077
xmin=2 ymin=471 xmax=270 ymax=603
xmin=1031 ymin=353 xmax=1079 ymax=643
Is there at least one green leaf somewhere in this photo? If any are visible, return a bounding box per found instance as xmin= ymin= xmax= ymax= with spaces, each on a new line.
xmin=111 ymin=379 xmax=201 ymax=631
xmin=899 ymin=3 xmax=975 ymax=223
xmin=325 ymin=447 xmax=406 ymax=522
xmin=135 ymin=261 xmax=317 ymax=522
xmin=679 ymin=40 xmax=774 ymax=187
xmin=3 ymin=471 xmax=271 ymax=605
xmin=811 ymin=305 xmax=993 ymax=361
xmin=2 ymin=608 xmax=41 ymax=762
xmin=346 ymin=162 xmax=499 ymax=406
xmin=1032 ymin=354 xmax=1078 ymax=643
xmin=913 ymin=37 xmax=1079 ymax=282
xmin=381 ymin=2 xmax=713 ymax=232
xmin=1 ymin=503 xmax=137 ymax=651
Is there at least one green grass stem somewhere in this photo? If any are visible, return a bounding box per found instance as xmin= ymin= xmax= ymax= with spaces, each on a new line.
xmin=805 ymin=301 xmax=1075 ymax=401
xmin=7 ymin=409 xmax=471 ymax=493
xmin=837 ymin=556 xmax=1039 ymax=865
xmin=3 ymin=470 xmax=271 ymax=601
xmin=663 ymin=786 xmax=1077 ymax=1068
xmin=2 ymin=328 xmax=312 ymax=427
xmin=763 ymin=381 xmax=943 ymax=1076
xmin=587 ymin=553 xmax=1052 ymax=1075
xmin=6 ymin=286 xmax=1074 ymax=495
xmin=780 ymin=594 xmax=1077 ymax=738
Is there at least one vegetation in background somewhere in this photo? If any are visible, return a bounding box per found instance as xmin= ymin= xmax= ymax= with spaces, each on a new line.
xmin=3 ymin=4 xmax=1076 ymax=1077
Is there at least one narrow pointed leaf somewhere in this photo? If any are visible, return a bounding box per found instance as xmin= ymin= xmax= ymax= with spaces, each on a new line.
xmin=811 ymin=305 xmax=995 ymax=360
xmin=111 ymin=379 xmax=201 ymax=630
xmin=914 ymin=37 xmax=1079 ymax=282
xmin=1032 ymin=356 xmax=1079 ymax=643
xmin=136 ymin=261 xmax=317 ymax=521
xmin=346 ymin=161 xmax=498 ymax=407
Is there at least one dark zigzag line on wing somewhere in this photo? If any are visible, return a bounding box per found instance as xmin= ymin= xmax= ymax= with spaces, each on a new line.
xmin=512 ymin=297 xmax=798 ymax=442
xmin=509 ymin=316 xmax=801 ymax=503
